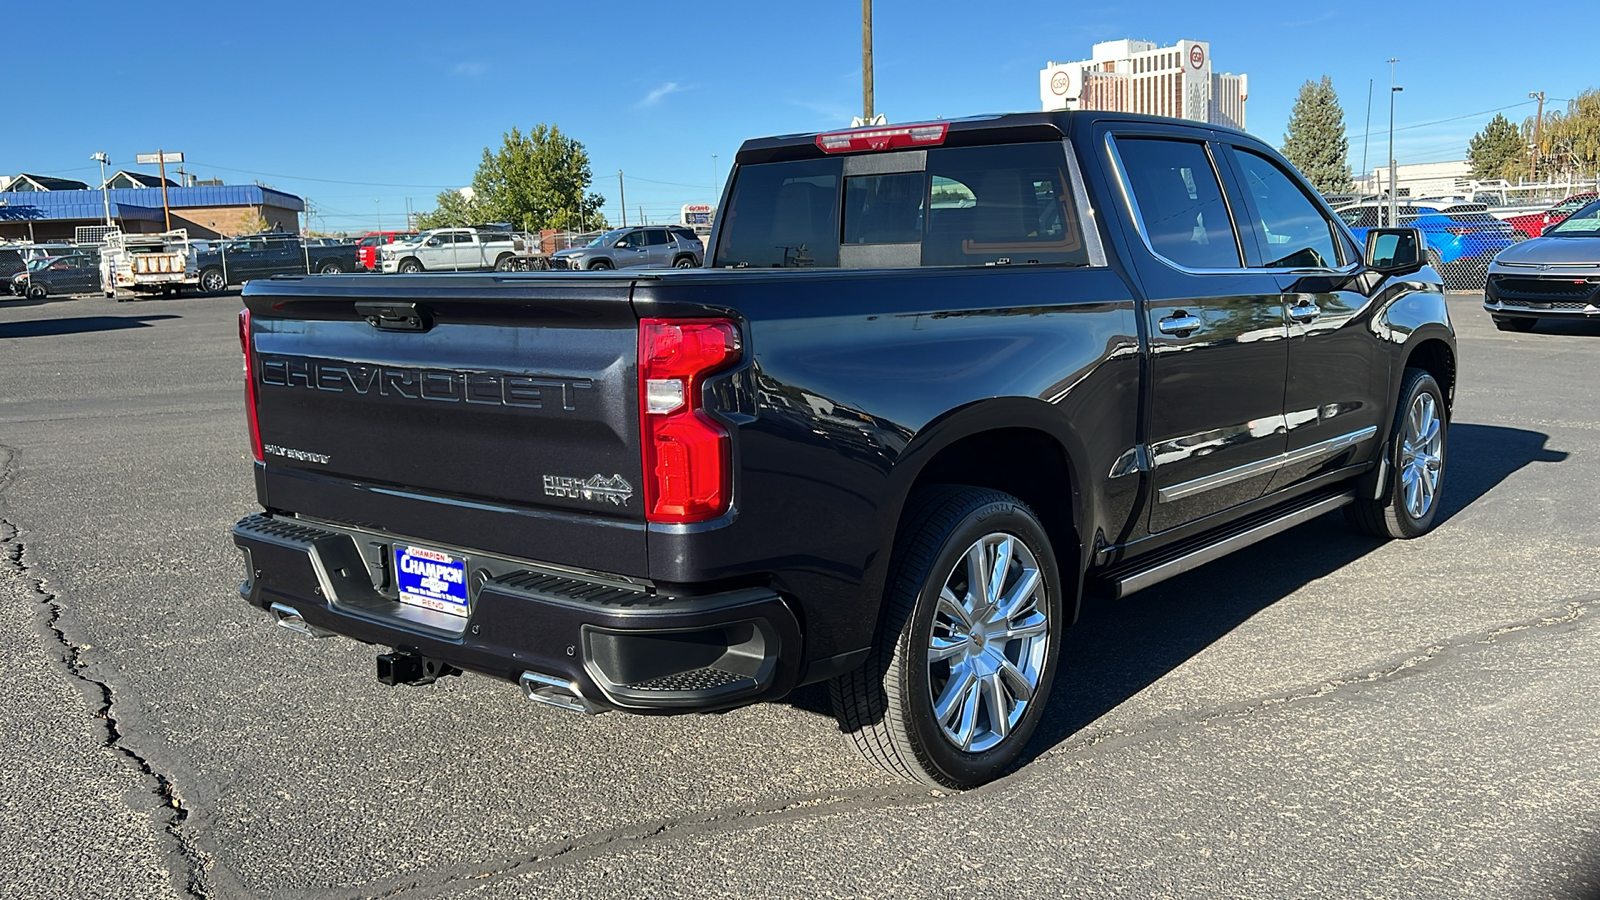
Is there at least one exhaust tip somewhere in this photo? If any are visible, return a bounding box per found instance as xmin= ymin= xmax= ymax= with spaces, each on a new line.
xmin=269 ymin=602 xmax=334 ymax=638
xmin=519 ymin=671 xmax=604 ymax=714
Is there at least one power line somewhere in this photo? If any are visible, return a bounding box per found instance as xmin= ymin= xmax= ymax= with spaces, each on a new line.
xmin=1342 ymin=99 xmax=1538 ymax=140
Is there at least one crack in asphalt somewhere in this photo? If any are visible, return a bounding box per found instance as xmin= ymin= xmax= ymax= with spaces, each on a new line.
xmin=1046 ymin=593 xmax=1600 ymax=759
xmin=359 ymin=786 xmax=944 ymax=900
xmin=0 ymin=446 xmax=213 ymax=898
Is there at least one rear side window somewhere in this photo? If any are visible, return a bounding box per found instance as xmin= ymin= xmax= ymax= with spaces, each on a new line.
xmin=715 ymin=158 xmax=841 ymax=268
xmin=713 ymin=142 xmax=1090 ymax=268
xmin=1115 ymin=138 xmax=1241 ymax=270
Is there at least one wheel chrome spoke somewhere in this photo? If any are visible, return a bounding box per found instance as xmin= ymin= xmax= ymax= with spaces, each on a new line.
xmin=936 ymin=587 xmax=972 ymax=631
xmin=981 ymin=672 xmax=1011 ymax=739
xmin=956 ymin=677 xmax=982 ymax=749
xmin=1003 ymin=613 xmax=1048 ymax=642
xmin=965 ymin=544 xmax=990 ymax=618
xmin=987 ymin=536 xmax=1013 ymax=609
xmin=928 ymin=634 xmax=968 ymax=663
xmin=992 ymin=652 xmax=1035 ymax=703
xmin=995 ymin=567 xmax=1041 ymax=622
xmin=935 ymin=663 xmax=978 ymax=725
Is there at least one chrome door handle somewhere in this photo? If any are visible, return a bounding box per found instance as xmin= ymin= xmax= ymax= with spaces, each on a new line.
xmin=1157 ymin=313 xmax=1202 ymax=335
xmin=1288 ymin=303 xmax=1321 ymax=322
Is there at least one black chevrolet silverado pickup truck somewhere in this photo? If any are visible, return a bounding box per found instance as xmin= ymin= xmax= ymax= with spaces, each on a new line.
xmin=232 ymin=111 xmax=1453 ymax=787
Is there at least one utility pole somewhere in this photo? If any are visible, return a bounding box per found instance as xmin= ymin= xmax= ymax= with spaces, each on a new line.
xmin=1361 ymin=78 xmax=1373 ymax=191
xmin=711 ymin=154 xmax=719 ymax=205
xmin=1528 ymin=91 xmax=1546 ymax=182
xmin=157 ymin=150 xmax=173 ymax=230
xmin=1387 ymin=59 xmax=1401 ymax=227
xmin=375 ymin=199 xmax=381 ymax=234
xmin=862 ymin=0 xmax=874 ymax=123
xmin=619 ymin=170 xmax=627 ymax=227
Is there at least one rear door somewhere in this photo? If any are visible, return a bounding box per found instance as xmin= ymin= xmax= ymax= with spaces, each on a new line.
xmin=1102 ymin=124 xmax=1290 ymax=534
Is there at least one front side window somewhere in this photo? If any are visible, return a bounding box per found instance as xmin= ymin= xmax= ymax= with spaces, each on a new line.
xmin=1233 ymin=149 xmax=1343 ymax=269
xmin=1115 ymin=137 xmax=1241 ymax=269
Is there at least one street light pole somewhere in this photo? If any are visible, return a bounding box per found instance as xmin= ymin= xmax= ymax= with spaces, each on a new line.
xmin=711 ymin=154 xmax=719 ymax=205
xmin=1387 ymin=58 xmax=1401 ymax=227
xmin=618 ymin=170 xmax=627 ymax=227
xmin=91 ymin=152 xmax=112 ymax=227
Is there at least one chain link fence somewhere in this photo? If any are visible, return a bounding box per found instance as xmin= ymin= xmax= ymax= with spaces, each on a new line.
xmin=1331 ymin=174 xmax=1599 ymax=293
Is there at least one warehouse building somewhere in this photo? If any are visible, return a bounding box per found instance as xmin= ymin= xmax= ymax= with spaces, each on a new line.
xmin=1040 ymin=39 xmax=1248 ymax=130
xmin=0 ymin=183 xmax=303 ymax=242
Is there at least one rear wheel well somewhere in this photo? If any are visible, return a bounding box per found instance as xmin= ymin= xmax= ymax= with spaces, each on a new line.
xmin=1404 ymin=338 xmax=1456 ymax=411
xmin=901 ymin=428 xmax=1080 ymax=590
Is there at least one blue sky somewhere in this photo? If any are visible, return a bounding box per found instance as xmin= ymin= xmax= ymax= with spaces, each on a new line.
xmin=11 ymin=0 xmax=1594 ymax=232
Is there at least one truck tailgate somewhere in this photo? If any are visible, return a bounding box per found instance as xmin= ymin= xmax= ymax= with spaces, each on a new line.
xmin=242 ymin=274 xmax=647 ymax=576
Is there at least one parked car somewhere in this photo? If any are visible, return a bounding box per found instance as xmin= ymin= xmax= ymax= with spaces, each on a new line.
xmin=100 ymin=229 xmax=198 ymax=299
xmin=549 ymin=225 xmax=704 ymax=270
xmin=233 ymin=110 xmax=1453 ymax=788
xmin=1484 ymin=197 xmax=1600 ymax=332
xmin=1503 ymin=192 xmax=1598 ymax=240
xmin=195 ymin=233 xmax=361 ymax=293
xmin=0 ymin=246 xmax=24 ymax=283
xmin=1336 ymin=202 xmax=1517 ymax=285
xmin=10 ymin=251 xmax=102 ymax=298
xmin=378 ymin=227 xmax=545 ymax=273
xmin=356 ymin=231 xmax=415 ymax=271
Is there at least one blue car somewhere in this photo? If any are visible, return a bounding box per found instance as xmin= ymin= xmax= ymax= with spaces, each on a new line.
xmin=1336 ymin=203 xmax=1518 ymax=288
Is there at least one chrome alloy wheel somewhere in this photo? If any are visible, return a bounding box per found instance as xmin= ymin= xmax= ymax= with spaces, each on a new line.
xmin=927 ymin=533 xmax=1050 ymax=753
xmin=1400 ymin=391 xmax=1443 ymax=519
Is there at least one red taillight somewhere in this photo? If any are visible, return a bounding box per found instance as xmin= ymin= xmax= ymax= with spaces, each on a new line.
xmin=239 ymin=309 xmax=263 ymax=462
xmin=1446 ymin=226 xmax=1472 ymax=236
xmin=815 ymin=121 xmax=949 ymax=153
xmin=638 ymin=319 xmax=740 ymax=523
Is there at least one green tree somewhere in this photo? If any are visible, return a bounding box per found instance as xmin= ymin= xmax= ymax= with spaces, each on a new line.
xmin=1281 ymin=76 xmax=1353 ymax=194
xmin=1530 ymin=87 xmax=1600 ymax=179
xmin=416 ymin=188 xmax=481 ymax=230
xmin=1467 ymin=113 xmax=1528 ymax=180
xmin=417 ymin=124 xmax=609 ymax=233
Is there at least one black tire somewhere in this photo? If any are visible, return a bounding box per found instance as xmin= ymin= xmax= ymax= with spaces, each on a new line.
xmin=1493 ymin=316 xmax=1537 ymax=333
xmin=398 ymin=258 xmax=424 ymax=274
xmin=200 ymin=268 xmax=227 ymax=295
xmin=26 ymin=283 xmax=47 ymax=300
xmin=317 ymin=260 xmax=342 ymax=275
xmin=587 ymin=258 xmax=613 ymax=270
xmin=493 ymin=254 xmax=515 ymax=272
xmin=831 ymin=486 xmax=1063 ymax=788
xmin=1345 ymin=368 xmax=1448 ymax=540
xmin=673 ymin=255 xmax=697 ymax=269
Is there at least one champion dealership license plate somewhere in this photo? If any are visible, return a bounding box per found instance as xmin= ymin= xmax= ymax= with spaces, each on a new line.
xmin=394 ymin=545 xmax=469 ymax=617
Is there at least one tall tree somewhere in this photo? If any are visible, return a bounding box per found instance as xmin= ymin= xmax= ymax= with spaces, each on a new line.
xmin=418 ymin=124 xmax=608 ymax=232
xmin=1467 ymin=113 xmax=1528 ymax=181
xmin=1281 ymin=76 xmax=1353 ymax=194
xmin=1530 ymin=87 xmax=1600 ymax=179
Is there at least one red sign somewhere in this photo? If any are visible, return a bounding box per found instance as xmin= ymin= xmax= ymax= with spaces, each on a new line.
xmin=1189 ymin=44 xmax=1205 ymax=69
xmin=1050 ymin=70 xmax=1070 ymax=95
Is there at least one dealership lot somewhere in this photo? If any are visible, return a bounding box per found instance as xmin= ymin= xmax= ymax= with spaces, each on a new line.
xmin=0 ymin=291 xmax=1597 ymax=898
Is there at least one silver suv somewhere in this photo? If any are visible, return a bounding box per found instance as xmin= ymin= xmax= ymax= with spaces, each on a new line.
xmin=551 ymin=226 xmax=703 ymax=270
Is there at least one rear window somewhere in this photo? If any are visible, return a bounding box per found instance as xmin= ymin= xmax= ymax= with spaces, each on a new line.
xmin=713 ymin=142 xmax=1090 ymax=268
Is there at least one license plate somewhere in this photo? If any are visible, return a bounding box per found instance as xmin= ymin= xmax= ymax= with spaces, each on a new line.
xmin=394 ymin=545 xmax=469 ymax=617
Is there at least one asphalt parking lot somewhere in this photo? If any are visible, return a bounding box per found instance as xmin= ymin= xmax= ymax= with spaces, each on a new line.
xmin=1 ymin=288 xmax=1597 ymax=899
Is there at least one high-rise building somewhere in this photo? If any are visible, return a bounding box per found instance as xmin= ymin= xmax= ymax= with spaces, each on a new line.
xmin=1040 ymin=39 xmax=1248 ymax=130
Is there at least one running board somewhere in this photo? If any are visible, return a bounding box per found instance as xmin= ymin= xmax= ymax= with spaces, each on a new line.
xmin=1091 ymin=491 xmax=1356 ymax=600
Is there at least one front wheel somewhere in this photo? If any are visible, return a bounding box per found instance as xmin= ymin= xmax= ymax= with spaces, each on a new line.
xmin=831 ymin=486 xmax=1062 ymax=788
xmin=1346 ymin=368 xmax=1448 ymax=539
xmin=673 ymin=256 xmax=697 ymax=269
xmin=26 ymin=283 xmax=47 ymax=299
xmin=493 ymin=254 xmax=515 ymax=272
xmin=397 ymin=258 xmax=424 ymax=274
xmin=200 ymin=268 xmax=226 ymax=294
xmin=317 ymin=260 xmax=343 ymax=275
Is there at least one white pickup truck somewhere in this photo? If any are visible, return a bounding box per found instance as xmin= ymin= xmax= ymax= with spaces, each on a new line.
xmin=378 ymin=228 xmax=548 ymax=274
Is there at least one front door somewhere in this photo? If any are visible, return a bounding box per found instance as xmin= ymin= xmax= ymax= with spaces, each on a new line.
xmin=611 ymin=231 xmax=651 ymax=268
xmin=1219 ymin=144 xmax=1389 ymax=492
xmin=1106 ymin=129 xmax=1290 ymax=534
